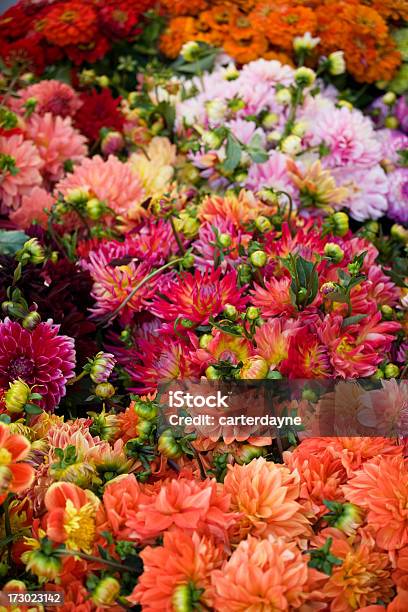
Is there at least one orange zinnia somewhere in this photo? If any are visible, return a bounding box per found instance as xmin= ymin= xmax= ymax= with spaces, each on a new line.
xmin=159 ymin=0 xmax=208 ymax=16
xmin=0 ymin=423 xmax=35 ymax=504
xmin=224 ymin=457 xmax=311 ymax=540
xmin=159 ymin=17 xmax=198 ymax=59
xmin=343 ymin=455 xmax=408 ymax=550
xmin=263 ymin=5 xmax=317 ymax=51
xmin=42 ymin=1 xmax=97 ymax=47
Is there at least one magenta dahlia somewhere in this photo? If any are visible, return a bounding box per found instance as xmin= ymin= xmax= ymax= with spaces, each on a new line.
xmin=0 ymin=318 xmax=76 ymax=412
xmin=151 ymin=268 xmax=247 ymax=326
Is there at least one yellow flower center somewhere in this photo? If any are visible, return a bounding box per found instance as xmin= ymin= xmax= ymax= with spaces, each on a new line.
xmin=0 ymin=448 xmax=12 ymax=466
xmin=64 ymin=499 xmax=96 ymax=553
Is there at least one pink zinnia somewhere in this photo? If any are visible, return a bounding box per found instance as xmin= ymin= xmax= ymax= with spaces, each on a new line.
xmin=55 ymin=155 xmax=145 ymax=222
xmin=151 ymin=268 xmax=247 ymax=326
xmin=0 ymin=318 xmax=76 ymax=412
xmin=0 ymin=134 xmax=43 ymax=212
xmin=9 ymin=185 xmax=54 ymax=229
xmin=307 ymin=105 xmax=382 ymax=169
xmin=10 ymin=80 xmax=82 ymax=118
xmin=26 ymin=112 xmax=87 ymax=182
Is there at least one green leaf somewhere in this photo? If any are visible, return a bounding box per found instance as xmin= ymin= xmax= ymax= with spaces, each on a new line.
xmin=156 ymin=101 xmax=175 ymax=132
xmin=247 ymin=133 xmax=269 ymax=164
xmin=25 ymin=403 xmax=43 ymax=415
xmin=0 ymin=230 xmax=29 ymax=256
xmin=222 ymin=133 xmax=242 ymax=172
xmin=342 ymin=314 xmax=368 ymax=328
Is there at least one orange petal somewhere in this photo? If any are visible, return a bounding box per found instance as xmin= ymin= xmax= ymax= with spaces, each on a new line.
xmin=9 ymin=463 xmax=35 ymax=492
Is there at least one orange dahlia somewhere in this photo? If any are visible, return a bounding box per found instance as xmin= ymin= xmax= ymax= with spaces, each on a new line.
xmin=159 ymin=17 xmax=198 ymax=59
xmin=223 ymin=457 xmax=311 ymax=540
xmin=129 ymin=529 xmax=225 ymax=611
xmin=322 ymin=531 xmax=394 ymax=611
xmin=211 ymin=535 xmax=324 ymax=611
xmin=343 ymin=455 xmax=408 ymax=551
xmin=198 ymin=190 xmax=270 ymax=229
xmin=42 ymin=2 xmax=98 ymax=47
xmin=369 ymin=0 xmax=408 ymax=21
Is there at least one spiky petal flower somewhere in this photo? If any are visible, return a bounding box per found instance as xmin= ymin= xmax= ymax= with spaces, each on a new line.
xmin=9 ymin=186 xmax=53 ymax=230
xmin=0 ymin=134 xmax=43 ymax=212
xmin=151 ymin=268 xmax=247 ymax=326
xmin=0 ymin=318 xmax=76 ymax=412
xmin=387 ymin=168 xmax=408 ymax=225
xmin=0 ymin=422 xmax=35 ymax=504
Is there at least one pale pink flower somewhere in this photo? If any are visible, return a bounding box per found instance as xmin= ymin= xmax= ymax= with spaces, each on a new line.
xmin=0 ymin=134 xmax=43 ymax=212
xmin=26 ymin=112 xmax=87 ymax=182
xmin=306 ymin=105 xmax=382 ymax=169
xmin=246 ymin=151 xmax=298 ymax=199
xmin=55 ymin=155 xmax=145 ymax=222
xmin=9 ymin=185 xmax=53 ymax=229
xmin=11 ymin=80 xmax=82 ymax=118
xmin=240 ymin=58 xmax=294 ymax=87
xmin=334 ymin=165 xmax=389 ymax=221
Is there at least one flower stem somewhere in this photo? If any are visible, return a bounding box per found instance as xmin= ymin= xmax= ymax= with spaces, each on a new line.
xmin=3 ymin=495 xmax=13 ymax=565
xmin=56 ymin=550 xmax=136 ymax=573
xmin=169 ymin=215 xmax=185 ymax=255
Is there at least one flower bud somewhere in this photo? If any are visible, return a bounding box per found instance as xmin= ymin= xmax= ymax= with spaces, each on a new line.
xmin=384 ymin=363 xmax=400 ymax=379
xmin=246 ymin=306 xmax=260 ymax=321
xmin=94 ymin=382 xmax=116 ymax=399
xmin=280 ymin=134 xmax=302 ymax=155
xmin=180 ymin=318 xmax=195 ymax=329
xmin=5 ymin=379 xmax=31 ymax=413
xmin=180 ymin=41 xmax=201 ymax=62
xmin=380 ymin=305 xmax=394 ymax=320
xmin=338 ymin=99 xmax=353 ymax=110
xmin=328 ymin=502 xmax=364 ymax=535
xmin=275 ymin=88 xmax=291 ymax=105
xmin=255 ymin=216 xmax=272 ymax=233
xmin=372 ymin=368 xmax=384 ymax=380
xmin=239 ymin=356 xmax=268 ymax=379
xmin=391 ymin=224 xmax=408 ymax=243
xmin=320 ymin=281 xmax=337 ymax=296
xmin=327 ymin=51 xmax=346 ymax=75
xmin=101 ymin=131 xmax=124 ymax=156
xmin=158 ymin=429 xmax=183 ymax=458
xmin=92 ymin=577 xmax=120 ymax=606
xmin=23 ymin=550 xmax=61 ymax=581
xmin=97 ymin=75 xmax=110 ymax=88
xmin=205 ymin=365 xmax=220 ymax=380
xmin=250 ymin=250 xmax=267 ymax=267
xmin=136 ymin=419 xmax=153 ymax=439
xmin=22 ymin=311 xmax=41 ymax=330
xmin=293 ymin=32 xmax=320 ymax=53
xmin=86 ymin=198 xmax=106 ymax=220
xmin=65 ymin=187 xmax=90 ymax=205
xmin=182 ymin=254 xmax=195 ymax=268
xmin=172 ymin=583 xmax=194 ymax=612
xmin=267 ymin=370 xmax=283 ymax=379
xmin=385 ymin=116 xmax=399 ymax=129
xmin=205 ymin=99 xmax=227 ymax=123
xmin=224 ymin=304 xmax=238 ymax=320
xmin=382 ymin=92 xmax=396 ymax=106
xmin=202 ymin=131 xmax=223 ymax=149
xmin=294 ymin=67 xmax=316 ymax=87
xmin=199 ymin=334 xmax=212 ymax=349
xmin=332 ymin=212 xmax=349 ymax=237
xmin=17 ymin=238 xmax=45 ymax=265
xmin=89 ymin=352 xmax=116 ymax=384
xmin=236 ymin=444 xmax=266 ymax=465
xmin=324 ymin=242 xmax=344 ymax=263
xmin=218 ymin=233 xmax=232 ymax=248
xmin=237 ymin=263 xmax=252 ymax=284
xmin=223 ymin=63 xmax=239 ymax=81
xmin=133 ymin=400 xmax=158 ymax=421
xmin=262 ymin=112 xmax=279 ymax=129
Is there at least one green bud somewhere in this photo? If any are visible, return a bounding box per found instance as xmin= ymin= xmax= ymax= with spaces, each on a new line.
xmin=324 ymin=242 xmax=344 ymax=263
xmin=380 ymin=305 xmax=394 ymax=320
xmin=86 ymin=198 xmax=106 ymax=220
xmin=22 ymin=311 xmax=41 ymax=330
xmin=246 ymin=306 xmax=260 ymax=321
xmin=218 ymin=233 xmax=232 ymax=248
xmin=237 ymin=263 xmax=252 ymax=284
xmin=94 ymin=382 xmax=116 ymax=399
xmin=92 ymin=577 xmax=120 ymax=606
xmin=384 ymin=363 xmax=400 ymax=379
xmin=224 ymin=303 xmax=238 ymax=320
xmin=199 ymin=334 xmax=213 ymax=349
xmin=332 ymin=212 xmax=349 ymax=237
xmin=17 ymin=238 xmax=45 ymax=265
xmin=384 ymin=116 xmax=399 ymax=129
xmin=182 ymin=254 xmax=195 ymax=268
xmin=5 ymin=379 xmax=31 ymax=414
xmin=158 ymin=429 xmax=183 ymax=458
xmin=255 ymin=216 xmax=272 ymax=233
xmin=250 ymin=250 xmax=267 ymax=268
xmin=205 ymin=365 xmax=220 ymax=380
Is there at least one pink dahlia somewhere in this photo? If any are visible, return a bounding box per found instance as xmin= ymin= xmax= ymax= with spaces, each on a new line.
xmin=307 ymin=105 xmax=382 ymax=169
xmin=240 ymin=58 xmax=294 ymax=87
xmin=378 ymin=129 xmax=408 ymax=166
xmin=192 ymin=216 xmax=250 ymax=271
xmin=0 ymin=318 xmax=76 ymax=412
xmin=26 ymin=112 xmax=88 ymax=182
xmin=151 ymin=268 xmax=247 ymax=326
xmin=334 ymin=165 xmax=389 ymax=221
xmin=0 ymin=134 xmax=43 ymax=212
xmin=81 ymin=242 xmax=162 ymax=324
xmin=246 ymin=151 xmax=298 ymax=198
xmin=55 ymin=155 xmax=145 ymax=223
xmin=387 ymin=168 xmax=408 ymax=225
xmin=10 ymin=80 xmax=82 ymax=118
xmin=9 ymin=185 xmax=54 ymax=230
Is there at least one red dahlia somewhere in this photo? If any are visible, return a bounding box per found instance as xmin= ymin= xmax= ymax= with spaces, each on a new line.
xmin=75 ymin=89 xmax=124 ymax=142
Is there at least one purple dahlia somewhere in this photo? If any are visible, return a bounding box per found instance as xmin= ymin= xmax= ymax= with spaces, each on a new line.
xmin=0 ymin=318 xmax=76 ymax=412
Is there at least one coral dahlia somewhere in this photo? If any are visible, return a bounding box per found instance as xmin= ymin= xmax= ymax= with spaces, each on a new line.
xmin=0 ymin=134 xmax=43 ymax=212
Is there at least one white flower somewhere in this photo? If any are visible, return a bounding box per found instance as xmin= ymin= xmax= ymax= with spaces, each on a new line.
xmin=328 ymin=51 xmax=346 ymax=76
xmin=293 ymin=32 xmax=320 ymax=53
